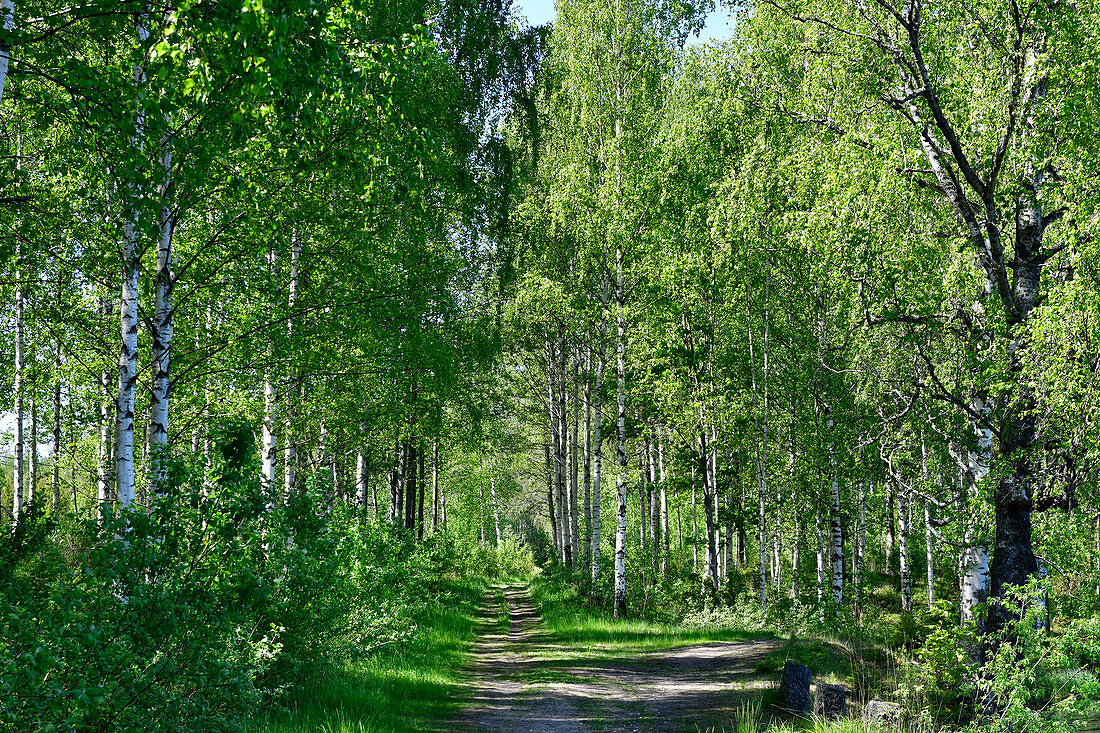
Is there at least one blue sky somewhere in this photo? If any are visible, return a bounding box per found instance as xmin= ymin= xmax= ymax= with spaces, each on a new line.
xmin=511 ymin=0 xmax=736 ymax=46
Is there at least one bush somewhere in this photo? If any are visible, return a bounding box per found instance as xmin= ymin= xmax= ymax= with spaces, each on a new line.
xmin=0 ymin=420 xmax=489 ymax=733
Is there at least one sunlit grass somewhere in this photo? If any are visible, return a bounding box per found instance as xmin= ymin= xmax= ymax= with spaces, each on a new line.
xmin=256 ymin=577 xmax=490 ymax=733
xmin=531 ymin=575 xmax=766 ymax=657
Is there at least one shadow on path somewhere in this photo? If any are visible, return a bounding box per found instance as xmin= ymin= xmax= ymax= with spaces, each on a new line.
xmin=448 ymin=585 xmax=783 ymax=733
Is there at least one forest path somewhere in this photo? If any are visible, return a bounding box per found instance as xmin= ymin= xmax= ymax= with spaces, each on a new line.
xmin=448 ymin=584 xmax=783 ymax=733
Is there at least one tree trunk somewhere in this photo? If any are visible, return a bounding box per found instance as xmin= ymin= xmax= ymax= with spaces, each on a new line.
xmin=570 ymin=371 xmax=580 ymax=568
xmin=583 ymin=362 xmax=592 ymax=565
xmin=613 ymin=237 xmax=628 ymax=618
xmin=855 ymin=479 xmax=867 ymax=621
xmin=149 ymin=135 xmax=174 ymax=497
xmin=356 ymin=424 xmax=368 ymax=512
xmin=546 ymin=442 xmax=558 ymax=557
xmin=116 ymin=8 xmax=149 ymax=511
xmin=417 ymin=440 xmax=425 ymax=539
xmin=283 ymin=234 xmax=300 ymax=501
xmin=489 ymin=462 xmax=502 ymax=547
xmin=591 ymin=323 xmax=607 ymax=583
xmin=432 ymin=441 xmax=440 ymax=533
xmin=12 ymin=239 xmax=23 ymax=523
xmin=700 ymin=432 xmax=719 ymax=594
xmin=826 ymin=411 xmax=843 ymax=607
xmin=691 ymin=470 xmax=698 ymax=570
xmin=52 ymin=340 xmax=62 ymax=512
xmin=648 ymin=437 xmax=660 ymax=577
xmin=28 ymin=399 xmax=37 ymax=507
xmin=262 ymin=370 xmax=279 ymax=508
xmin=0 ymin=0 xmax=14 ymax=105
xmin=896 ymin=464 xmax=912 ymax=614
xmin=815 ymin=502 xmax=825 ymax=618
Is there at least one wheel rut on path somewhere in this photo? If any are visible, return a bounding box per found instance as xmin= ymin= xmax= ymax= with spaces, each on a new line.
xmin=449 ymin=584 xmax=783 ymax=733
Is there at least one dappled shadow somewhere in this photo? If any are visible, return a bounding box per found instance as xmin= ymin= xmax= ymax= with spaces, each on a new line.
xmin=448 ymin=585 xmax=784 ymax=733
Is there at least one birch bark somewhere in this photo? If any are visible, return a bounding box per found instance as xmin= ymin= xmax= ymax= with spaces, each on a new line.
xmin=0 ymin=0 xmax=14 ymax=105
xmin=52 ymin=339 xmax=62 ymax=512
xmin=150 ymin=133 xmax=174 ymax=496
xmin=283 ymin=234 xmax=300 ymax=500
xmin=116 ymin=8 xmax=150 ymax=510
xmin=591 ymin=306 xmax=607 ymax=582
xmin=12 ymin=235 xmax=23 ymax=524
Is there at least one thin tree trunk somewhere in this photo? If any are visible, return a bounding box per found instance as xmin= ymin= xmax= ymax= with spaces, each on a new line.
xmin=745 ymin=274 xmax=768 ymax=609
xmin=855 ymin=479 xmax=867 ymax=621
xmin=583 ymin=364 xmax=592 ymax=570
xmin=418 ymin=440 xmax=425 ymax=539
xmin=356 ymin=424 xmax=368 ymax=512
xmin=12 ymin=237 xmax=23 ymax=522
xmin=826 ymin=410 xmax=843 ymax=606
xmin=283 ymin=234 xmax=300 ymax=501
xmin=432 ymin=441 xmax=440 ymax=533
xmin=659 ymin=433 xmax=670 ymax=576
xmin=52 ymin=340 xmax=62 ymax=512
xmin=815 ymin=502 xmax=825 ymax=619
xmin=591 ymin=315 xmax=607 ymax=583
xmin=648 ymin=437 xmax=660 ymax=576
xmin=116 ymin=8 xmax=149 ymax=511
xmin=921 ymin=435 xmax=935 ymax=611
xmin=489 ymin=461 xmax=502 ymax=547
xmin=546 ymin=442 xmax=558 ymax=557
xmin=149 ymin=131 xmax=174 ymax=496
xmin=0 ymin=0 xmax=15 ymax=105
xmin=691 ymin=469 xmax=698 ymax=570
xmin=570 ymin=370 xmax=580 ymax=568
xmin=613 ymin=237 xmax=628 ymax=618
xmin=701 ymin=432 xmax=719 ymax=593
xmin=28 ymin=399 xmax=36 ymax=506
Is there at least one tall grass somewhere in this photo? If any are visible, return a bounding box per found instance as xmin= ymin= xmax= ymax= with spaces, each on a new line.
xmin=257 ymin=577 xmax=488 ymax=733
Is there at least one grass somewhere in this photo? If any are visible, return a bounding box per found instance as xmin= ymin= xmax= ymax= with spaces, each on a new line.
xmin=255 ymin=576 xmax=492 ymax=733
xmin=532 ymin=574 xmax=769 ymax=658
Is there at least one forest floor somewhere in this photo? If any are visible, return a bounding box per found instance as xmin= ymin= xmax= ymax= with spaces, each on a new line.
xmin=449 ymin=583 xmax=785 ymax=733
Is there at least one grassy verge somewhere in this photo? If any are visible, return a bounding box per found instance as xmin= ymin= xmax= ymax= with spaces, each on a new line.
xmin=256 ymin=576 xmax=491 ymax=733
xmin=532 ymin=572 xmax=767 ymax=651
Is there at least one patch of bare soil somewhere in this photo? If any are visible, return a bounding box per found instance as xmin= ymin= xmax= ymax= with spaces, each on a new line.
xmin=448 ymin=585 xmax=783 ymax=733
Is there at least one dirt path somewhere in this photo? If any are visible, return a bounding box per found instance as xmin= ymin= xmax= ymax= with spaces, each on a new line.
xmin=449 ymin=584 xmax=783 ymax=733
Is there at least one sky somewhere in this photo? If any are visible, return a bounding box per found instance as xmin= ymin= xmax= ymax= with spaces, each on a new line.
xmin=512 ymin=0 xmax=737 ymax=46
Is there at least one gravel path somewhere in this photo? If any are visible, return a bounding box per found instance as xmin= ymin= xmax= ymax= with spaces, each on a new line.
xmin=449 ymin=584 xmax=783 ymax=733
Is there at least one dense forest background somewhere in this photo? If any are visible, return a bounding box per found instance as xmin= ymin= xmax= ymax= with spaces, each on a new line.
xmin=2 ymin=0 xmax=1100 ymax=730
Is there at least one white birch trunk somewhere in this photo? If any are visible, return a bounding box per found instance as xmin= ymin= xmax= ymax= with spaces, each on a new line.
xmin=262 ymin=373 xmax=278 ymax=507
xmin=283 ymin=234 xmax=300 ymax=500
xmin=569 ymin=371 xmax=580 ymax=567
xmin=431 ymin=442 xmax=439 ymax=532
xmin=12 ymin=238 xmax=24 ymax=524
xmin=149 ymin=136 xmax=174 ymax=496
xmin=356 ymin=423 xmax=368 ymax=511
xmin=960 ymin=397 xmax=991 ymax=626
xmin=591 ymin=296 xmax=608 ymax=583
xmin=116 ymin=8 xmax=149 ymax=511
xmin=613 ymin=238 xmax=628 ymax=617
xmin=0 ymin=0 xmax=14 ymax=106
xmin=52 ymin=339 xmax=62 ymax=512
xmin=489 ymin=463 xmax=502 ymax=547
xmin=855 ymin=479 xmax=867 ymax=619
xmin=691 ymin=470 xmax=698 ymax=570
xmin=582 ymin=364 xmax=592 ymax=567
xmin=659 ymin=432 xmax=670 ymax=576
xmin=827 ymin=413 xmax=843 ymax=606
xmin=28 ymin=399 xmax=36 ymax=505
xmin=815 ymin=502 xmax=825 ymax=619
xmin=898 ymin=470 xmax=912 ymax=613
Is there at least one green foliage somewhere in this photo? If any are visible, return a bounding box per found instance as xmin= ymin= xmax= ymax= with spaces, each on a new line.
xmin=0 ymin=422 xmax=494 ymax=733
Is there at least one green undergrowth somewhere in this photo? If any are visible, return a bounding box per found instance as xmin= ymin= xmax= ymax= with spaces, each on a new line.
xmin=256 ymin=576 xmax=490 ymax=733
xmin=531 ymin=570 xmax=768 ymax=657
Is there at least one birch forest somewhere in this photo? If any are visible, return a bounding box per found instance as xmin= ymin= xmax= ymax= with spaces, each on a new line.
xmin=3 ymin=0 xmax=1100 ymax=731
